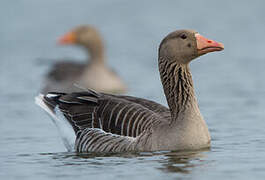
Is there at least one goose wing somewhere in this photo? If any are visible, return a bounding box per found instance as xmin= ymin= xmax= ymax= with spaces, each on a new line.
xmin=42 ymin=90 xmax=169 ymax=152
xmin=43 ymin=90 xmax=168 ymax=137
xmin=47 ymin=61 xmax=85 ymax=82
xmin=115 ymin=95 xmax=170 ymax=116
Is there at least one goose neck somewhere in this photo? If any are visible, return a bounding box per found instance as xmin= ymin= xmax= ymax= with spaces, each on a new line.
xmin=159 ymin=59 xmax=200 ymax=122
xmin=85 ymin=44 xmax=105 ymax=65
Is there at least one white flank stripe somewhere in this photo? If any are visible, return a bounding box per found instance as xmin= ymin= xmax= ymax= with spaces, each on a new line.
xmin=46 ymin=93 xmax=60 ymax=98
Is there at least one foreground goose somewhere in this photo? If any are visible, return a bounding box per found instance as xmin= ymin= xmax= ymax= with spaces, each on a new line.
xmin=36 ymin=29 xmax=224 ymax=152
xmin=42 ymin=25 xmax=127 ymax=94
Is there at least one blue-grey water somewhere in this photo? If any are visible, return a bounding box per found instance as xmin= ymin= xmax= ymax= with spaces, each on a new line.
xmin=1 ymin=0 xmax=265 ymax=179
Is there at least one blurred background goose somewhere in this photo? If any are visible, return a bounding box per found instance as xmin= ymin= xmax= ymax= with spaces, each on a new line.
xmin=36 ymin=29 xmax=224 ymax=153
xmin=41 ymin=25 xmax=127 ymax=94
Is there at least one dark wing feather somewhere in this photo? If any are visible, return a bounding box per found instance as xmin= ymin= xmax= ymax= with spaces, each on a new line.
xmin=112 ymin=95 xmax=169 ymax=114
xmin=43 ymin=90 xmax=167 ymax=138
xmin=47 ymin=61 xmax=86 ymax=81
xmin=106 ymin=94 xmax=171 ymax=122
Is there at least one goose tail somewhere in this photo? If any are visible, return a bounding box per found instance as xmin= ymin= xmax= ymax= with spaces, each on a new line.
xmin=35 ymin=94 xmax=76 ymax=152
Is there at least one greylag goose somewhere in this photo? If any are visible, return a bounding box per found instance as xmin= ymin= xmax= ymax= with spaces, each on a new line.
xmin=41 ymin=25 xmax=127 ymax=94
xmin=35 ymin=29 xmax=224 ymax=153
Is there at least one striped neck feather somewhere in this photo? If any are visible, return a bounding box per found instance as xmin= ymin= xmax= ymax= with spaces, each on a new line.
xmin=158 ymin=58 xmax=199 ymax=122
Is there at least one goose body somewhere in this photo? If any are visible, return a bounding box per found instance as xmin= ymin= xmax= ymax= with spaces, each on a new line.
xmin=41 ymin=25 xmax=127 ymax=94
xmin=36 ymin=29 xmax=224 ymax=152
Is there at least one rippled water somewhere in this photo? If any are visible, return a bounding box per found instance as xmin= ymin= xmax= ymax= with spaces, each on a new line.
xmin=1 ymin=0 xmax=265 ymax=179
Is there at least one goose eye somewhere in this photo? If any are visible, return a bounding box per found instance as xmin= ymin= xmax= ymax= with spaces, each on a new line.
xmin=180 ymin=34 xmax=187 ymax=39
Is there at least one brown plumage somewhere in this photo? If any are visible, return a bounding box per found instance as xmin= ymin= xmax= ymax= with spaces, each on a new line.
xmin=41 ymin=25 xmax=127 ymax=94
xmin=36 ymin=29 xmax=224 ymax=153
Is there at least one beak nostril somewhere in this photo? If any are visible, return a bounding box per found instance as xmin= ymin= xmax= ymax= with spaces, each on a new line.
xmin=207 ymin=40 xmax=212 ymax=43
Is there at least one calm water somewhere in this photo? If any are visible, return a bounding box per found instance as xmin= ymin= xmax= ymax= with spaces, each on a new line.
xmin=1 ymin=0 xmax=265 ymax=179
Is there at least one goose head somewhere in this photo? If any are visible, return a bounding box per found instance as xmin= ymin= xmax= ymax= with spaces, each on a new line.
xmin=58 ymin=25 xmax=104 ymax=59
xmin=159 ymin=29 xmax=224 ymax=64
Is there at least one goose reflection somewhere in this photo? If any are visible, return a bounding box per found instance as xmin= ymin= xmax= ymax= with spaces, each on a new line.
xmin=157 ymin=149 xmax=210 ymax=174
xmin=44 ymin=149 xmax=210 ymax=174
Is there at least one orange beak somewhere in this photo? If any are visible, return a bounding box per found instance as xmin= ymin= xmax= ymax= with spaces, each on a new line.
xmin=57 ymin=31 xmax=76 ymax=45
xmin=195 ymin=33 xmax=224 ymax=55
